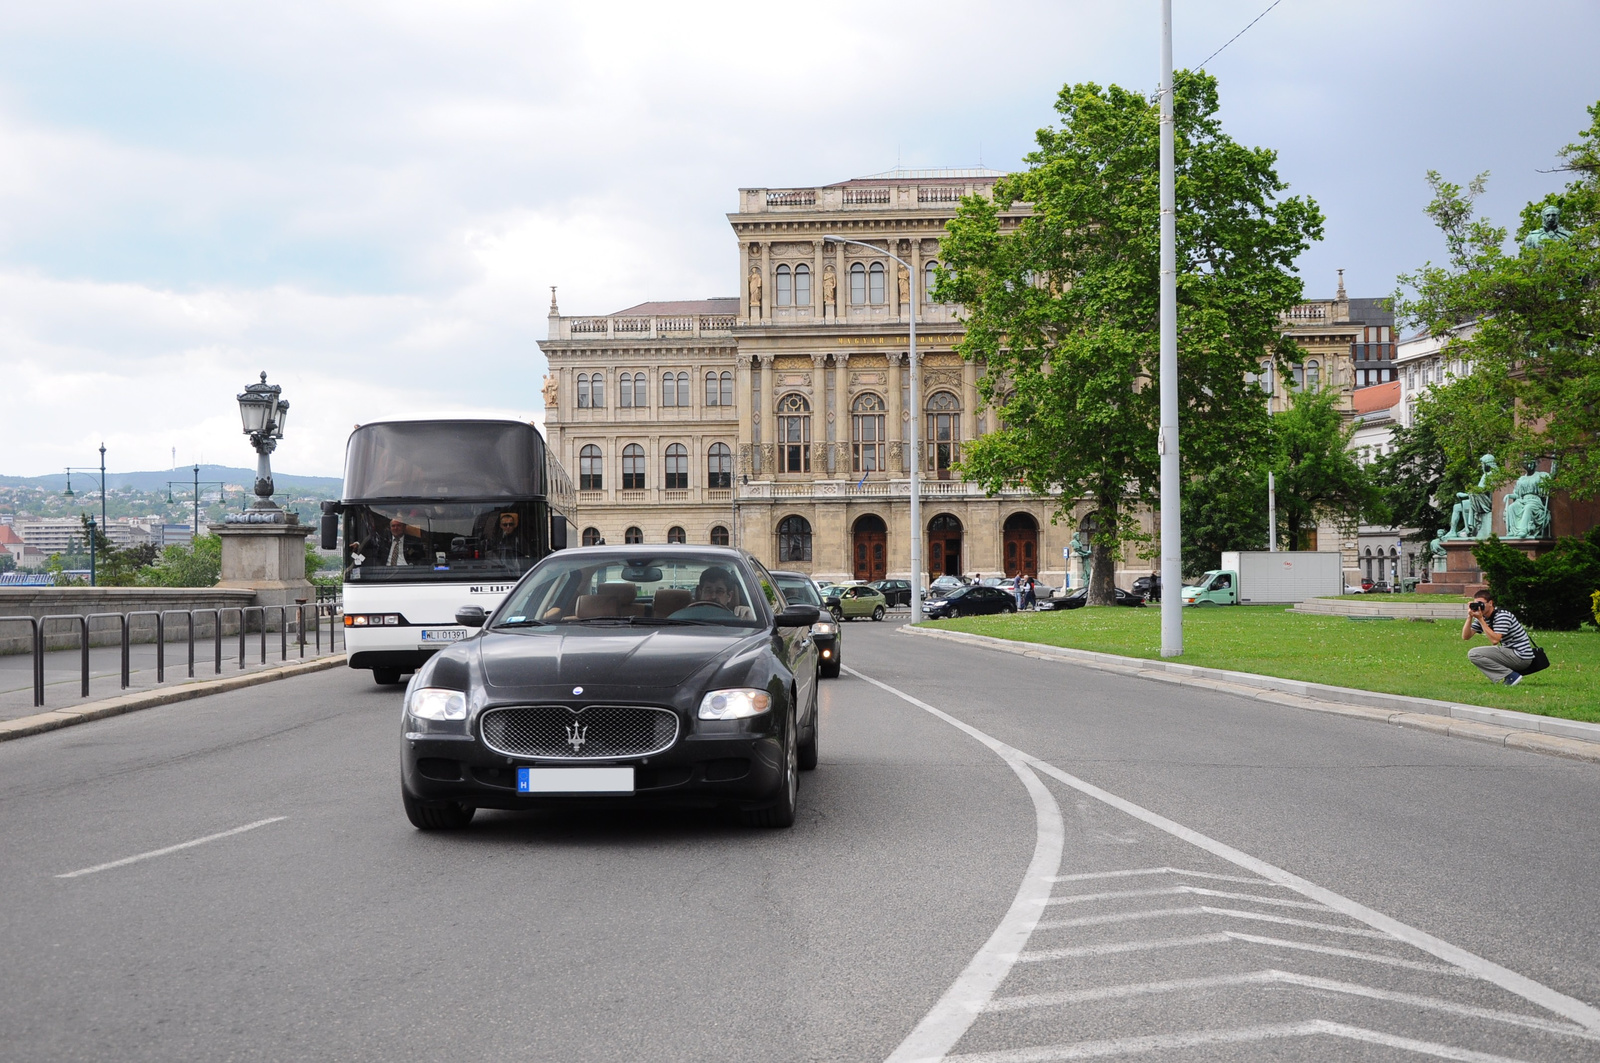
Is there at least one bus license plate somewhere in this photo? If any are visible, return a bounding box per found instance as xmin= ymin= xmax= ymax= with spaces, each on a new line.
xmin=420 ymin=628 xmax=468 ymax=642
xmin=518 ymin=767 xmax=635 ymax=794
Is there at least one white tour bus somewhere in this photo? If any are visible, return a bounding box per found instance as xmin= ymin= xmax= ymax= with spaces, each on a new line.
xmin=321 ymin=417 xmax=576 ymax=684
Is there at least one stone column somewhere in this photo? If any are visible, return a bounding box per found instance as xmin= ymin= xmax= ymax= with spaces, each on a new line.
xmin=739 ymin=241 xmax=752 ymax=323
xmin=816 ymin=353 xmax=834 ymax=474
xmin=887 ymin=351 xmax=906 ymax=474
xmin=909 ymin=237 xmax=922 ymax=324
xmin=212 ymin=521 xmax=315 ymax=610
xmin=759 ymin=242 xmax=772 ymax=321
xmin=735 ymin=355 xmax=754 ymax=477
xmin=757 ymin=354 xmax=774 ymax=474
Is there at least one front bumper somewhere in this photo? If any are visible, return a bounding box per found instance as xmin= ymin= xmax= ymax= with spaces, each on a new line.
xmin=402 ymin=715 xmax=787 ymax=812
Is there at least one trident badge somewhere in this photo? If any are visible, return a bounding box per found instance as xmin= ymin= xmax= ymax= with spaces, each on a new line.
xmin=565 ymin=721 xmax=588 ymax=752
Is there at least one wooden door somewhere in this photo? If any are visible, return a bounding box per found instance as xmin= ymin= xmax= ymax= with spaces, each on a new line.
xmin=853 ymin=529 xmax=887 ymax=581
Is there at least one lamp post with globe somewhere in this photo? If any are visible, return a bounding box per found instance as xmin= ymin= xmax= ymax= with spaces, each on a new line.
xmin=233 ymin=372 xmax=291 ymax=522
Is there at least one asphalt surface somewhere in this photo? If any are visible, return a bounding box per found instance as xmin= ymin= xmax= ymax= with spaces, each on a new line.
xmin=1 ymin=618 xmax=1596 ymax=1061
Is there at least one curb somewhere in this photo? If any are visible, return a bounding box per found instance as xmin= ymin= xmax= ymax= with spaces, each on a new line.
xmin=0 ymin=654 xmax=349 ymax=743
xmin=900 ymin=626 xmax=1600 ymax=765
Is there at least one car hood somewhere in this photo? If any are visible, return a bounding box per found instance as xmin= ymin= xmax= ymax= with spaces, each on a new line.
xmin=475 ymin=627 xmax=754 ymax=692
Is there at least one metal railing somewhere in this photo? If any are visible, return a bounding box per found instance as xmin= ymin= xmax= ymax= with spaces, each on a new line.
xmin=0 ymin=603 xmax=343 ymax=709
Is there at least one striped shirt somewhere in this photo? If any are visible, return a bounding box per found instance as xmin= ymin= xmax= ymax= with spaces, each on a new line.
xmin=1473 ymin=607 xmax=1534 ymax=659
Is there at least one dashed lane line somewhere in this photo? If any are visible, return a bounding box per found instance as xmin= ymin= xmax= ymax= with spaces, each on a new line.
xmin=55 ymin=816 xmax=287 ymax=879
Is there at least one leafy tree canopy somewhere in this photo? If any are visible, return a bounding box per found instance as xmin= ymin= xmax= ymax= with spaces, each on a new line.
xmin=938 ymin=72 xmax=1323 ymax=603
xmin=1395 ymin=102 xmax=1600 ymax=499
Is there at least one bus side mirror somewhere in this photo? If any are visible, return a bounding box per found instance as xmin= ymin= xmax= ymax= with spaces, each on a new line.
xmin=320 ymin=513 xmax=339 ymax=551
xmin=550 ymin=515 xmax=568 ymax=552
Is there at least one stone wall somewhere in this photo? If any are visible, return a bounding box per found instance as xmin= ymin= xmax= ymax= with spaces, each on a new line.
xmin=0 ymin=588 xmax=263 ymax=654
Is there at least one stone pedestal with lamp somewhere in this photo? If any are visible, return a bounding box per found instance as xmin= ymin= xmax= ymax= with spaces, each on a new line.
xmin=212 ymin=372 xmax=314 ymax=610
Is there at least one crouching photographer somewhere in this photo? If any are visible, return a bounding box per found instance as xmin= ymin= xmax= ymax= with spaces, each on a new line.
xmin=1461 ymin=589 xmax=1538 ymax=686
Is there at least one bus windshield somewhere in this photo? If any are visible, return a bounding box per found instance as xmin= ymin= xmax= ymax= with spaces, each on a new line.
xmin=343 ymin=420 xmax=546 ymax=500
xmin=344 ymin=500 xmax=547 ymax=584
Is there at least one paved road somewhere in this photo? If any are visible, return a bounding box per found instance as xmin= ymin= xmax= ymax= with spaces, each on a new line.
xmin=1 ymin=620 xmax=1596 ymax=1061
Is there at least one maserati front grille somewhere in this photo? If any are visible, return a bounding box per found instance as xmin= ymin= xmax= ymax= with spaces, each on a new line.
xmin=479 ymin=705 xmax=679 ymax=760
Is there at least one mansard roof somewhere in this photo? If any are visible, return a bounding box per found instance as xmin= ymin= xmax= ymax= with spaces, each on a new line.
xmin=609 ymin=298 xmax=740 ymax=316
xmin=830 ymin=166 xmax=1008 ymax=186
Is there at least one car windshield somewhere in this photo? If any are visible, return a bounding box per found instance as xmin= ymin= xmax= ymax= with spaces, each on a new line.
xmin=773 ymin=575 xmax=821 ymax=607
xmin=494 ymin=553 xmax=764 ymax=629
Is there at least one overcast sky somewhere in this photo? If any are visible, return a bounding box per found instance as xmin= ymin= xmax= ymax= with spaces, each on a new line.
xmin=2 ymin=0 xmax=1596 ymax=478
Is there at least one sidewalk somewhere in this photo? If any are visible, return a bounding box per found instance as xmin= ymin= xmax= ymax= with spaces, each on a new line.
xmin=0 ymin=634 xmax=344 ymax=723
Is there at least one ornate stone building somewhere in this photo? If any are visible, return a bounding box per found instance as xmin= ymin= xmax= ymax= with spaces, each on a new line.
xmin=539 ymin=167 xmax=1091 ymax=585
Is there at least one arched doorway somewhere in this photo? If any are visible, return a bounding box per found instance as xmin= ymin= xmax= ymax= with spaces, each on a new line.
xmin=928 ymin=514 xmax=963 ymax=577
xmin=1003 ymin=512 xmax=1039 ymax=578
xmin=852 ymin=514 xmax=888 ymax=581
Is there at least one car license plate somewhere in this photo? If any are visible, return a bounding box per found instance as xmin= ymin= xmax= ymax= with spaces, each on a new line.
xmin=517 ymin=767 xmax=635 ymax=794
xmin=420 ymin=628 xmax=468 ymax=642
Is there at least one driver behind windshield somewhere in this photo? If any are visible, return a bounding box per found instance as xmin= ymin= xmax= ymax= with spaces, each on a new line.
xmin=693 ymin=566 xmax=755 ymax=620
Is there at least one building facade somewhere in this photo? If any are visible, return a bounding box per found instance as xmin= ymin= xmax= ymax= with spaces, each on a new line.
xmin=540 ymin=167 xmax=1110 ymax=586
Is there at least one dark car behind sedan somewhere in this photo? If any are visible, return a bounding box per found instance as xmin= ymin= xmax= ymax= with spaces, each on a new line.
xmin=1042 ymin=585 xmax=1149 ymax=610
xmin=771 ymin=570 xmax=842 ymax=678
xmin=870 ymin=579 xmax=913 ymax=607
xmin=400 ymin=546 xmax=820 ymax=831
xmin=923 ymin=584 xmax=1018 ymax=619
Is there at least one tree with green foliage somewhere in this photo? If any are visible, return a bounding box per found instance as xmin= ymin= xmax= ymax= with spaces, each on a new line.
xmin=1395 ymin=103 xmax=1600 ymax=501
xmin=1268 ymin=388 xmax=1380 ymax=552
xmin=1180 ymin=458 xmax=1268 ymax=578
xmin=938 ymin=73 xmax=1323 ymax=604
xmin=1474 ymin=528 xmax=1600 ymax=631
xmin=138 ymin=535 xmax=222 ymax=588
xmin=1372 ymin=413 xmax=1451 ymax=542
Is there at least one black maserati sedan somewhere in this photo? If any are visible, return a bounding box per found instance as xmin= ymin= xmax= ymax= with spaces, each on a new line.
xmin=923 ymin=583 xmax=1018 ymax=619
xmin=399 ymin=546 xmax=820 ymax=830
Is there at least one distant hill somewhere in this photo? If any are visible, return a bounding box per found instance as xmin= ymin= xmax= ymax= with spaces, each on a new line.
xmin=0 ymin=465 xmax=342 ymax=493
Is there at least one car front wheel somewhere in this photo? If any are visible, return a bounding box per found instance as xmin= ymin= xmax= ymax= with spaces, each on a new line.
xmin=402 ymin=788 xmax=475 ymax=830
xmin=743 ymin=704 xmax=798 ymax=828
xmin=872 ymin=605 xmax=886 ymax=621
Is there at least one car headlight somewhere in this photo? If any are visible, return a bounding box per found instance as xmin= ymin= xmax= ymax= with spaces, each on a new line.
xmin=698 ymin=688 xmax=772 ymax=720
xmin=812 ymin=621 xmax=838 ymax=635
xmin=408 ymin=687 xmax=467 ymax=721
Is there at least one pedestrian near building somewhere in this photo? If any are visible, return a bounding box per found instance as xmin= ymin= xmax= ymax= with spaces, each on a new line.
xmin=1461 ymin=589 xmax=1535 ymax=686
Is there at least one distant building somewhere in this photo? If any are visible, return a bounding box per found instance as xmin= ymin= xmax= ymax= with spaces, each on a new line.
xmin=1272 ymin=270 xmax=1397 ymax=416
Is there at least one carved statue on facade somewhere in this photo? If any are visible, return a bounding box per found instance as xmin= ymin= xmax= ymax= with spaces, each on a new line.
xmin=822 ymin=266 xmax=836 ymax=310
xmin=1503 ymin=459 xmax=1555 ymax=539
xmin=1445 ymin=453 xmax=1499 ymax=539
xmin=541 ymin=373 xmax=558 ymax=409
xmin=897 ymin=264 xmax=910 ymax=305
xmin=748 ymin=268 xmax=762 ymax=313
xmin=1522 ymin=205 xmax=1573 ymax=251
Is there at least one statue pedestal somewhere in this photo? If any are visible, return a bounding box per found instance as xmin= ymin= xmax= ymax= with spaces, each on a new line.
xmin=1416 ymin=538 xmax=1558 ymax=597
xmin=212 ymin=521 xmax=315 ymax=609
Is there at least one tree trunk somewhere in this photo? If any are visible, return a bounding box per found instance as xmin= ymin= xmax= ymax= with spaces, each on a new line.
xmin=1087 ymin=498 xmax=1119 ymax=607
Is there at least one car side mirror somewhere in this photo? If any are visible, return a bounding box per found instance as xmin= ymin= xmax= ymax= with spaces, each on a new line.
xmin=455 ymin=605 xmax=488 ymax=628
xmin=775 ymin=605 xmax=820 ymax=627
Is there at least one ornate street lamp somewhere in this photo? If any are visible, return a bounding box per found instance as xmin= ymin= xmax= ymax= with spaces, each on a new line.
xmin=234 ymin=371 xmax=291 ymax=523
xmin=62 ymin=443 xmax=108 ymax=586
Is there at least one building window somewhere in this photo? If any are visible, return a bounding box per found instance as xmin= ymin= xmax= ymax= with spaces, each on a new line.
xmin=710 ymin=525 xmax=730 ymax=546
xmin=579 ymin=444 xmax=603 ymax=491
xmin=622 ymin=443 xmax=646 ymax=490
xmin=794 ymin=263 xmax=810 ymax=306
xmin=705 ymin=371 xmax=720 ymax=406
xmin=850 ymin=263 xmax=866 ymax=305
xmin=869 ymin=262 xmax=885 ymax=305
xmin=926 ymin=390 xmax=961 ymax=476
xmin=581 ymin=526 xmax=603 ymax=546
xmin=775 ymin=264 xmax=792 ymax=307
xmin=924 ymin=260 xmax=939 ymax=304
xmin=852 ymin=392 xmax=886 ymax=473
xmin=1292 ymin=365 xmax=1305 ymax=391
xmin=705 ymin=370 xmax=734 ymax=407
xmin=662 ymin=372 xmax=677 ymax=407
xmin=577 ymin=373 xmax=591 ymax=408
xmin=778 ymin=515 xmax=812 ymax=562
xmin=634 ymin=371 xmax=648 ymax=406
xmin=708 ymin=442 xmax=732 ymax=489
xmin=778 ymin=393 xmax=811 ymax=473
xmin=625 ymin=526 xmax=643 ymax=545
xmin=619 ymin=373 xmax=633 ymax=408
xmin=667 ymin=526 xmax=686 ymax=544
xmin=719 ymin=371 xmax=733 ymax=407
xmin=1306 ymin=361 xmax=1320 ymax=392
xmin=664 ymin=443 xmax=688 ymax=489
xmin=621 ymin=371 xmax=647 ymax=407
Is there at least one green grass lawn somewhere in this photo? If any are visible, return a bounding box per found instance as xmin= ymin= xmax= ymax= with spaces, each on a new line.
xmin=928 ymin=606 xmax=1600 ymax=723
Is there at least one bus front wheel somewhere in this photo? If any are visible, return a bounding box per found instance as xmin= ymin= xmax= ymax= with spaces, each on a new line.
xmin=373 ymin=667 xmax=403 ymax=685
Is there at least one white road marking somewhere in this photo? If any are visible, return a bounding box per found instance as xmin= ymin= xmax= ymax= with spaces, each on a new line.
xmin=1035 ymin=904 xmax=1395 ymax=939
xmin=851 ymin=663 xmax=1600 ymax=1062
xmin=1019 ymin=932 xmax=1466 ymax=976
xmin=55 ymin=817 xmax=288 ymax=879
xmin=985 ymin=969 xmax=1598 ymax=1041
xmin=1051 ymin=866 xmax=1280 ymax=886
xmin=940 ymin=1020 xmax=1535 ymax=1063
xmin=1046 ymin=885 xmax=1327 ymax=911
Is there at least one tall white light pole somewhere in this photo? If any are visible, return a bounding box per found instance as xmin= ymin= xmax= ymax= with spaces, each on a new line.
xmin=823 ymin=236 xmax=923 ymax=622
xmin=1158 ymin=0 xmax=1182 ymax=656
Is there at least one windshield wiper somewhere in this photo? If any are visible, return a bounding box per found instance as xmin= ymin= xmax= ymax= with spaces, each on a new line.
xmin=626 ymin=616 xmax=703 ymax=626
xmin=493 ymin=619 xmax=547 ymax=629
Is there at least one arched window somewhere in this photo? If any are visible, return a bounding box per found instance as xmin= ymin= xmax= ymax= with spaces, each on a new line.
xmin=664 ymin=443 xmax=688 ymax=489
xmin=677 ymin=371 xmax=689 ymax=405
xmin=622 ymin=443 xmax=645 ymax=490
xmin=926 ymin=391 xmax=962 ymax=476
xmin=624 ymin=526 xmax=643 ymax=545
xmin=720 ymin=371 xmax=733 ymax=407
xmin=619 ymin=373 xmax=633 ymax=408
xmin=924 ymin=260 xmax=939 ymax=303
xmin=851 ymin=392 xmax=885 ymax=473
xmin=667 ymin=526 xmax=686 ymax=544
xmin=708 ymin=442 xmax=732 ymax=489
xmin=577 ymin=373 xmax=590 ymax=408
xmin=710 ymin=525 xmax=730 ymax=546
xmin=581 ymin=526 xmax=603 ymax=546
xmin=705 ymin=372 xmax=719 ymax=406
xmin=850 ymin=262 xmax=866 ymax=305
xmin=778 ymin=393 xmax=811 ymax=473
xmin=1292 ymin=365 xmax=1305 ymax=391
xmin=579 ymin=444 xmax=603 ymax=490
xmin=794 ymin=263 xmax=810 ymax=306
xmin=662 ymin=372 xmax=677 ymax=407
xmin=630 ymin=371 xmax=648 ymax=406
xmin=775 ymin=264 xmax=792 ymax=307
xmin=1306 ymin=361 xmax=1321 ymax=392
xmin=868 ymin=262 xmax=885 ymax=304
xmin=778 ymin=515 xmax=813 ymax=562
